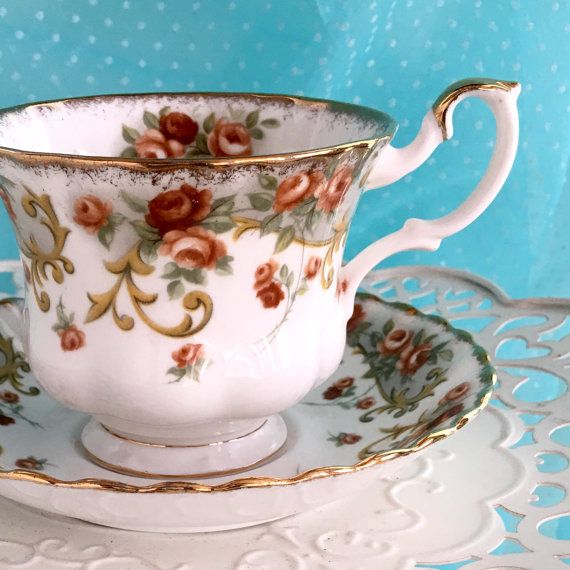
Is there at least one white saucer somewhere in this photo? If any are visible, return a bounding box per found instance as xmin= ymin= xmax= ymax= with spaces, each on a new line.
xmin=0 ymin=294 xmax=494 ymax=533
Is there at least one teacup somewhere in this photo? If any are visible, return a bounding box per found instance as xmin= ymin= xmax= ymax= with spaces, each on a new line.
xmin=0 ymin=78 xmax=519 ymax=478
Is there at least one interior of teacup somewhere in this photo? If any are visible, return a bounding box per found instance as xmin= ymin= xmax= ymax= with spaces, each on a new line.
xmin=0 ymin=93 xmax=397 ymax=160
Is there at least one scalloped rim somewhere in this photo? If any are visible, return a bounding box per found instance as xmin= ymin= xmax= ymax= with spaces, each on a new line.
xmin=0 ymin=294 xmax=496 ymax=493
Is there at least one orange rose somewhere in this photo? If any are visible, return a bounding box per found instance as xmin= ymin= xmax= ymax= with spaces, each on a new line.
xmin=0 ymin=414 xmax=14 ymax=426
xmin=73 ymin=195 xmax=112 ymax=234
xmin=378 ymin=329 xmax=412 ymax=356
xmin=15 ymin=457 xmax=40 ymax=469
xmin=356 ymin=396 xmax=375 ymax=410
xmin=172 ymin=343 xmax=204 ymax=369
xmin=397 ymin=343 xmax=432 ymax=376
xmin=135 ymin=129 xmax=185 ymax=159
xmin=0 ymin=188 xmax=16 ymax=221
xmin=429 ymin=403 xmax=464 ymax=428
xmin=340 ymin=433 xmax=362 ymax=445
xmin=256 ymin=281 xmax=285 ymax=309
xmin=146 ymin=184 xmax=212 ymax=237
xmin=439 ymin=382 xmax=470 ymax=405
xmin=207 ymin=119 xmax=252 ymax=157
xmin=0 ymin=391 xmax=19 ymax=404
xmin=254 ymin=259 xmax=278 ymax=290
xmin=334 ymin=377 xmax=354 ymax=389
xmin=315 ymin=166 xmax=353 ymax=213
xmin=336 ymin=278 xmax=349 ymax=298
xmin=159 ymin=226 xmax=227 ymax=270
xmin=273 ymin=170 xmax=325 ymax=213
xmin=304 ymin=256 xmax=322 ymax=280
xmin=323 ymin=386 xmax=343 ymax=400
xmin=159 ymin=112 xmax=198 ymax=145
xmin=58 ymin=325 xmax=86 ymax=351
xmin=347 ymin=303 xmax=365 ymax=333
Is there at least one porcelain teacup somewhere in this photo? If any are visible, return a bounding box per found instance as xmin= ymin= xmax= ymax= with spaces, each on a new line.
xmin=0 ymin=78 xmax=519 ymax=477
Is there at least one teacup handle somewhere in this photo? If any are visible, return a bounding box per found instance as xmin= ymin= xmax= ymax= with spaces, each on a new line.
xmin=340 ymin=78 xmax=521 ymax=314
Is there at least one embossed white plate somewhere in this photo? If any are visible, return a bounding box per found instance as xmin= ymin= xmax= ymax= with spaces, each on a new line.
xmin=0 ymin=294 xmax=494 ymax=533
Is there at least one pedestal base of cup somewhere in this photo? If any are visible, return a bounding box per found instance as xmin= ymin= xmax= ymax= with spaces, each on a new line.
xmin=80 ymin=415 xmax=287 ymax=479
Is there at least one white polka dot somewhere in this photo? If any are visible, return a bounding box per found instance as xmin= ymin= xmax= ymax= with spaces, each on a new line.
xmin=154 ymin=79 xmax=163 ymax=88
xmin=157 ymin=2 xmax=165 ymax=10
xmin=242 ymin=22 xmax=250 ymax=31
xmin=52 ymin=33 xmax=61 ymax=43
xmin=137 ymin=21 xmax=146 ymax=30
xmin=154 ymin=41 xmax=163 ymax=51
xmin=367 ymin=59 xmax=375 ymax=68
xmin=550 ymin=63 xmax=558 ymax=73
xmin=88 ymin=35 xmax=96 ymax=44
xmin=172 ymin=23 xmax=180 ymax=32
xmin=0 ymin=7 xmax=7 ymax=17
xmin=104 ymin=56 xmax=113 ymax=65
xmin=138 ymin=59 xmax=146 ymax=68
xmin=121 ymin=39 xmax=129 ymax=48
xmin=14 ymin=31 xmax=24 ymax=40
xmin=71 ymin=14 xmax=80 ymax=23
xmin=375 ymin=77 xmax=384 ymax=87
xmin=35 ymin=11 xmax=44 ymax=21
xmin=104 ymin=18 xmax=113 ymax=27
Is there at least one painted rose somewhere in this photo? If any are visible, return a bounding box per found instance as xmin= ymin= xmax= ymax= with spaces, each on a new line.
xmin=256 ymin=281 xmax=285 ymax=309
xmin=15 ymin=457 xmax=44 ymax=470
xmin=135 ymin=129 xmax=185 ymax=159
xmin=315 ymin=166 xmax=353 ymax=213
xmin=356 ymin=396 xmax=376 ymax=410
xmin=254 ymin=259 xmax=279 ymax=290
xmin=159 ymin=226 xmax=227 ymax=270
xmin=0 ymin=188 xmax=16 ymax=221
xmin=429 ymin=403 xmax=465 ymax=428
xmin=304 ymin=256 xmax=322 ymax=280
xmin=334 ymin=377 xmax=354 ymax=389
xmin=159 ymin=111 xmax=198 ymax=145
xmin=378 ymin=329 xmax=412 ymax=356
xmin=172 ymin=343 xmax=204 ymax=369
xmin=0 ymin=414 xmax=15 ymax=426
xmin=58 ymin=325 xmax=86 ymax=352
xmin=347 ymin=303 xmax=365 ymax=333
xmin=207 ymin=119 xmax=252 ymax=157
xmin=0 ymin=391 xmax=19 ymax=404
xmin=73 ymin=195 xmax=112 ymax=234
xmin=336 ymin=278 xmax=349 ymax=298
xmin=439 ymin=382 xmax=470 ymax=405
xmin=323 ymin=385 xmax=343 ymax=400
xmin=146 ymin=184 xmax=212 ymax=236
xmin=397 ymin=342 xmax=432 ymax=376
xmin=273 ymin=170 xmax=325 ymax=213
xmin=340 ymin=433 xmax=362 ymax=445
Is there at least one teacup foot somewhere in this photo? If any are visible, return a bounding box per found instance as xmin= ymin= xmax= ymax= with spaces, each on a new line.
xmin=80 ymin=415 xmax=287 ymax=479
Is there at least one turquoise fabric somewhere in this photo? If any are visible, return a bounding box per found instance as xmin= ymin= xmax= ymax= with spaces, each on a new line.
xmin=0 ymin=0 xmax=568 ymax=298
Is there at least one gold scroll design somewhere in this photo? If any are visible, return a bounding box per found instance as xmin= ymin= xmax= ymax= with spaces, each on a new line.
xmin=85 ymin=242 xmax=212 ymax=337
xmin=19 ymin=186 xmax=74 ymax=312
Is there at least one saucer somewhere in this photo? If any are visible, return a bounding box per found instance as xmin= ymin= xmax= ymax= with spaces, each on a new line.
xmin=0 ymin=294 xmax=495 ymax=533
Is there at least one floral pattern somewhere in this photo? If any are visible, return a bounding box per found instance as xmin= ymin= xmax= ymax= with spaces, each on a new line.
xmin=167 ymin=343 xmax=207 ymax=382
xmin=121 ymin=107 xmax=280 ymax=159
xmin=52 ymin=299 xmax=86 ymax=352
xmin=14 ymin=456 xmax=50 ymax=470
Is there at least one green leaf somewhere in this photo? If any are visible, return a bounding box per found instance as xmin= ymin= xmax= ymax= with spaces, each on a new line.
xmin=167 ymin=279 xmax=184 ymax=300
xmin=122 ymin=125 xmax=141 ymax=144
xmin=279 ymin=264 xmax=289 ymax=281
xmin=107 ymin=213 xmax=125 ymax=226
xmin=143 ymin=111 xmax=160 ymax=130
xmin=258 ymin=173 xmax=278 ymax=190
xmin=413 ymin=329 xmax=425 ymax=347
xmin=180 ymin=267 xmax=207 ymax=284
xmin=245 ymin=110 xmax=259 ymax=128
xmin=260 ymin=212 xmax=282 ymax=236
xmin=201 ymin=215 xmax=236 ymax=234
xmin=260 ymin=118 xmax=280 ymax=128
xmin=285 ymin=272 xmax=294 ymax=289
xmin=215 ymin=255 xmax=234 ymax=276
xmin=139 ymin=239 xmax=160 ymax=264
xmin=203 ymin=112 xmax=216 ymax=133
xmin=247 ymin=192 xmax=273 ymax=212
xmin=121 ymin=190 xmax=148 ymax=214
xmin=130 ymin=220 xmax=160 ymax=241
xmin=120 ymin=146 xmax=138 ymax=158
xmin=296 ymin=282 xmax=309 ymax=296
xmin=293 ymin=199 xmax=316 ymax=217
xmin=159 ymin=106 xmax=171 ymax=117
xmin=439 ymin=349 xmax=453 ymax=362
xmin=97 ymin=224 xmax=115 ymax=249
xmin=162 ymin=262 xmax=182 ymax=279
xmin=195 ymin=132 xmax=209 ymax=154
xmin=382 ymin=319 xmax=395 ymax=336
xmin=185 ymin=148 xmax=208 ymax=158
xmin=249 ymin=127 xmax=264 ymax=140
xmin=211 ymin=195 xmax=237 ymax=211
xmin=325 ymin=159 xmax=337 ymax=179
xmin=274 ymin=225 xmax=295 ymax=253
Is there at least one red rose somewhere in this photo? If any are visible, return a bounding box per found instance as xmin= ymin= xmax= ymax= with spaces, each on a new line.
xmin=347 ymin=303 xmax=365 ymax=333
xmin=207 ymin=119 xmax=252 ymax=157
xmin=73 ymin=195 xmax=112 ymax=234
xmin=172 ymin=343 xmax=204 ymax=369
xmin=397 ymin=343 xmax=432 ymax=376
xmin=0 ymin=391 xmax=19 ymax=404
xmin=254 ymin=260 xmax=279 ymax=290
xmin=58 ymin=325 xmax=86 ymax=352
xmin=439 ymin=382 xmax=470 ymax=405
xmin=356 ymin=396 xmax=375 ymax=410
xmin=146 ymin=183 xmax=212 ymax=237
xmin=378 ymin=329 xmax=412 ymax=356
xmin=334 ymin=377 xmax=354 ymax=389
xmin=315 ymin=166 xmax=353 ymax=213
xmin=15 ymin=457 xmax=40 ymax=469
xmin=0 ymin=414 xmax=15 ymax=426
xmin=256 ymin=281 xmax=285 ymax=309
xmin=336 ymin=278 xmax=349 ymax=298
xmin=304 ymin=256 xmax=322 ymax=280
xmin=135 ymin=129 xmax=185 ymax=159
xmin=159 ymin=226 xmax=227 ymax=270
xmin=159 ymin=112 xmax=198 ymax=145
xmin=429 ymin=403 xmax=465 ymax=428
xmin=273 ymin=170 xmax=325 ymax=213
xmin=323 ymin=386 xmax=343 ymax=400
xmin=340 ymin=433 xmax=362 ymax=445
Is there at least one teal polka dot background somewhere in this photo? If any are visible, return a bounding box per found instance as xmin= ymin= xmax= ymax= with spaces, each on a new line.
xmin=0 ymin=0 xmax=568 ymax=298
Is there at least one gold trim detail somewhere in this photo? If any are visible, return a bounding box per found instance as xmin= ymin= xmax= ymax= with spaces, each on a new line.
xmin=432 ymin=78 xmax=520 ymax=140
xmin=19 ymin=186 xmax=74 ymax=312
xmin=85 ymin=242 xmax=212 ymax=337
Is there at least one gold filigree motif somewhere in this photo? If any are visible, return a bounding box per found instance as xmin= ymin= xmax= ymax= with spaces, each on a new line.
xmin=320 ymin=225 xmax=348 ymax=290
xmin=19 ymin=186 xmax=74 ymax=312
xmin=85 ymin=242 xmax=213 ymax=337
xmin=0 ymin=334 xmax=38 ymax=396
